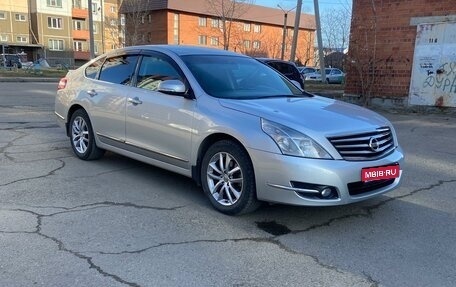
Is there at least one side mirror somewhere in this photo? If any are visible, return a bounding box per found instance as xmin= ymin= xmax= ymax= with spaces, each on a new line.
xmin=157 ymin=80 xmax=186 ymax=95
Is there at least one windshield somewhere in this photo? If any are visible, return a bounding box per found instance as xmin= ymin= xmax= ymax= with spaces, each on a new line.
xmin=182 ymin=55 xmax=304 ymax=99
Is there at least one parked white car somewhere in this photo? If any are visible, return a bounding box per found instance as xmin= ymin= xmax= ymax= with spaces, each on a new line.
xmin=306 ymin=68 xmax=345 ymax=84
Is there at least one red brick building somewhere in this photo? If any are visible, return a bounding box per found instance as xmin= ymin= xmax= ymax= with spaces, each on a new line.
xmin=346 ymin=0 xmax=456 ymax=107
xmin=119 ymin=0 xmax=316 ymax=65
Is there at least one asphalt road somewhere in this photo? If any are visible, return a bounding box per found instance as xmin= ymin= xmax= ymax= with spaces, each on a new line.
xmin=1 ymin=82 xmax=455 ymax=287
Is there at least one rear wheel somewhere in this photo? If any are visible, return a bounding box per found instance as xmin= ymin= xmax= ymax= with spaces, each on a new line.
xmin=201 ymin=140 xmax=260 ymax=215
xmin=69 ymin=109 xmax=105 ymax=160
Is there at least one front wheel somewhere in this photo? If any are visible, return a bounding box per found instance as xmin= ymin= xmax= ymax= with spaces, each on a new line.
xmin=69 ymin=109 xmax=105 ymax=160
xmin=201 ymin=140 xmax=260 ymax=215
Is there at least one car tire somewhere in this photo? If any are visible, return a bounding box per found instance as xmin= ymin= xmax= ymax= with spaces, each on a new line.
xmin=201 ymin=140 xmax=260 ymax=215
xmin=69 ymin=109 xmax=105 ymax=160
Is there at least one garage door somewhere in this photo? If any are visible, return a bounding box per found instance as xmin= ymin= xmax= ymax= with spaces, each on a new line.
xmin=409 ymin=22 xmax=456 ymax=107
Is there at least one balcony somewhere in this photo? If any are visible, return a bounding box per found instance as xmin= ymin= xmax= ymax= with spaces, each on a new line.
xmin=74 ymin=51 xmax=90 ymax=60
xmin=72 ymin=29 xmax=90 ymax=40
xmin=72 ymin=7 xmax=88 ymax=19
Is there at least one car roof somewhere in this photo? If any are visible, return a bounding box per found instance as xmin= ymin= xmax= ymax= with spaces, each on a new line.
xmin=119 ymin=45 xmax=248 ymax=58
xmin=256 ymin=58 xmax=297 ymax=66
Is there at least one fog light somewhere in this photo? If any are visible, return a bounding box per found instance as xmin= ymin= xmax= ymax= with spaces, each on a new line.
xmin=320 ymin=187 xmax=333 ymax=198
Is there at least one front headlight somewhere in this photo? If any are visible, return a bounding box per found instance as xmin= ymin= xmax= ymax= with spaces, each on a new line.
xmin=261 ymin=118 xmax=332 ymax=159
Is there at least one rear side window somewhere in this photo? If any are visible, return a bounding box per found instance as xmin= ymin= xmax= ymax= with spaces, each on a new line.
xmin=98 ymin=55 xmax=139 ymax=85
xmin=85 ymin=57 xmax=105 ymax=79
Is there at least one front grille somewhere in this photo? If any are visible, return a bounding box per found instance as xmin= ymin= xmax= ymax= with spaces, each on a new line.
xmin=328 ymin=127 xmax=395 ymax=161
xmin=347 ymin=179 xmax=395 ymax=196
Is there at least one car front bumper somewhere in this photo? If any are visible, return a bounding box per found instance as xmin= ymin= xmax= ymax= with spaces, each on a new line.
xmin=248 ymin=146 xmax=404 ymax=206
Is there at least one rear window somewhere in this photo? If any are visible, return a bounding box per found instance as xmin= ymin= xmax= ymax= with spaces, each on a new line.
xmin=85 ymin=57 xmax=105 ymax=79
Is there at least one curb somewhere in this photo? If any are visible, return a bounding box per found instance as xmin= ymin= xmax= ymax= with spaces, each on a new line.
xmin=0 ymin=77 xmax=60 ymax=83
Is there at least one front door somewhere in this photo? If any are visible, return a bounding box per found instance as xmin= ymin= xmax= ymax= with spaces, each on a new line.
xmin=125 ymin=53 xmax=194 ymax=169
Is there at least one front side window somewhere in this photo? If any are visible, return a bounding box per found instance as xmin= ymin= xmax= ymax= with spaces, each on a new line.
xmin=49 ymin=39 xmax=64 ymax=50
xmin=47 ymin=0 xmax=63 ymax=8
xmin=48 ymin=17 xmax=63 ymax=29
xmin=182 ymin=55 xmax=302 ymax=99
xmin=98 ymin=55 xmax=139 ymax=85
xmin=136 ymin=55 xmax=183 ymax=91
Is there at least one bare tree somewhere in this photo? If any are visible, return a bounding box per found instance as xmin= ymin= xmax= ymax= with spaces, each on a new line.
xmin=346 ymin=0 xmax=378 ymax=106
xmin=205 ymin=0 xmax=255 ymax=50
xmin=119 ymin=0 xmax=152 ymax=46
xmin=321 ymin=7 xmax=351 ymax=52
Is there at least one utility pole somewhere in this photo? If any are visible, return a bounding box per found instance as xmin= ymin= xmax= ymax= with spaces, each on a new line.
xmin=314 ymin=0 xmax=326 ymax=83
xmin=277 ymin=5 xmax=295 ymax=60
xmin=88 ymin=0 xmax=96 ymax=59
xmin=290 ymin=0 xmax=302 ymax=62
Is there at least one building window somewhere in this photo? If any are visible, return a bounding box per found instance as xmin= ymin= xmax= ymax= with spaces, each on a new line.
xmin=243 ymin=40 xmax=250 ymax=49
xmin=47 ymin=0 xmax=62 ymax=8
xmin=198 ymin=35 xmax=207 ymax=45
xmin=16 ymin=36 xmax=28 ymax=43
xmin=173 ymin=13 xmax=179 ymax=45
xmin=73 ymin=0 xmax=82 ymax=9
xmin=141 ymin=16 xmax=145 ymax=24
xmin=73 ymin=41 xmax=83 ymax=51
xmin=0 ymin=35 xmax=7 ymax=42
xmin=243 ymin=23 xmax=251 ymax=32
xmin=48 ymin=17 xmax=63 ymax=29
xmin=0 ymin=11 xmax=6 ymax=20
xmin=253 ymin=40 xmax=261 ymax=49
xmin=211 ymin=18 xmax=220 ymax=28
xmin=15 ymin=14 xmax=26 ymax=22
xmin=92 ymin=3 xmax=98 ymax=14
xmin=94 ymin=44 xmax=98 ymax=54
xmin=253 ymin=24 xmax=261 ymax=33
xmin=49 ymin=39 xmax=64 ymax=51
xmin=210 ymin=37 xmax=219 ymax=46
xmin=198 ymin=17 xmax=206 ymax=27
xmin=93 ymin=23 xmax=98 ymax=34
xmin=110 ymin=6 xmax=116 ymax=13
xmin=148 ymin=14 xmax=152 ymax=23
xmin=147 ymin=32 xmax=151 ymax=42
xmin=73 ymin=20 xmax=85 ymax=30
xmin=110 ymin=19 xmax=117 ymax=26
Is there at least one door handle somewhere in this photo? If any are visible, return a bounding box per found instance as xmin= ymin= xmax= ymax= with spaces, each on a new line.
xmin=86 ymin=89 xmax=97 ymax=97
xmin=128 ymin=97 xmax=143 ymax=105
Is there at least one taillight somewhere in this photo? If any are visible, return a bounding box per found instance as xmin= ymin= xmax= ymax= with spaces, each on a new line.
xmin=58 ymin=78 xmax=67 ymax=90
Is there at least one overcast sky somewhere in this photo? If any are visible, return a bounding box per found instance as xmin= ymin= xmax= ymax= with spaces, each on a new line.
xmin=255 ymin=0 xmax=352 ymax=14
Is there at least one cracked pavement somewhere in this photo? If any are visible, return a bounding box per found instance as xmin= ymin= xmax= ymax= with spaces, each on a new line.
xmin=1 ymin=82 xmax=455 ymax=286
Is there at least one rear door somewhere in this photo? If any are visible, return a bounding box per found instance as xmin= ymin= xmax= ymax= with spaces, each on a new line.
xmin=88 ymin=53 xmax=139 ymax=142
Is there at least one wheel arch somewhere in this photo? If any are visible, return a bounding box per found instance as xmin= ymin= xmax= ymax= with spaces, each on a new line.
xmin=66 ymin=104 xmax=86 ymax=136
xmin=192 ymin=133 xmax=251 ymax=186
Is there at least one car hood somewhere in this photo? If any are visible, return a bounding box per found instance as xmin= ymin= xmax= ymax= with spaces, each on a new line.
xmin=219 ymin=96 xmax=390 ymax=136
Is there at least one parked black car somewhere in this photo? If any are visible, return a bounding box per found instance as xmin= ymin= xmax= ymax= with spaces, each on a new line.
xmin=257 ymin=58 xmax=304 ymax=89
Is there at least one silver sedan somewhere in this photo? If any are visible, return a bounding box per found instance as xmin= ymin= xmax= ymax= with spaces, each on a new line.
xmin=55 ymin=45 xmax=404 ymax=215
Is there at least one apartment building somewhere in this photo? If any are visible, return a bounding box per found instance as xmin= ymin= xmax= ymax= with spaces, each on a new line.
xmin=0 ymin=0 xmax=121 ymax=67
xmin=119 ymin=0 xmax=316 ymax=64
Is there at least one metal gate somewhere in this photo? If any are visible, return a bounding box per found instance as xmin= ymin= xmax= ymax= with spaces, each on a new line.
xmin=409 ymin=22 xmax=456 ymax=107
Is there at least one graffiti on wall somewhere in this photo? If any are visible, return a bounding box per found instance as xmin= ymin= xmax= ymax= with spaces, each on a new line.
xmin=423 ymin=62 xmax=456 ymax=93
